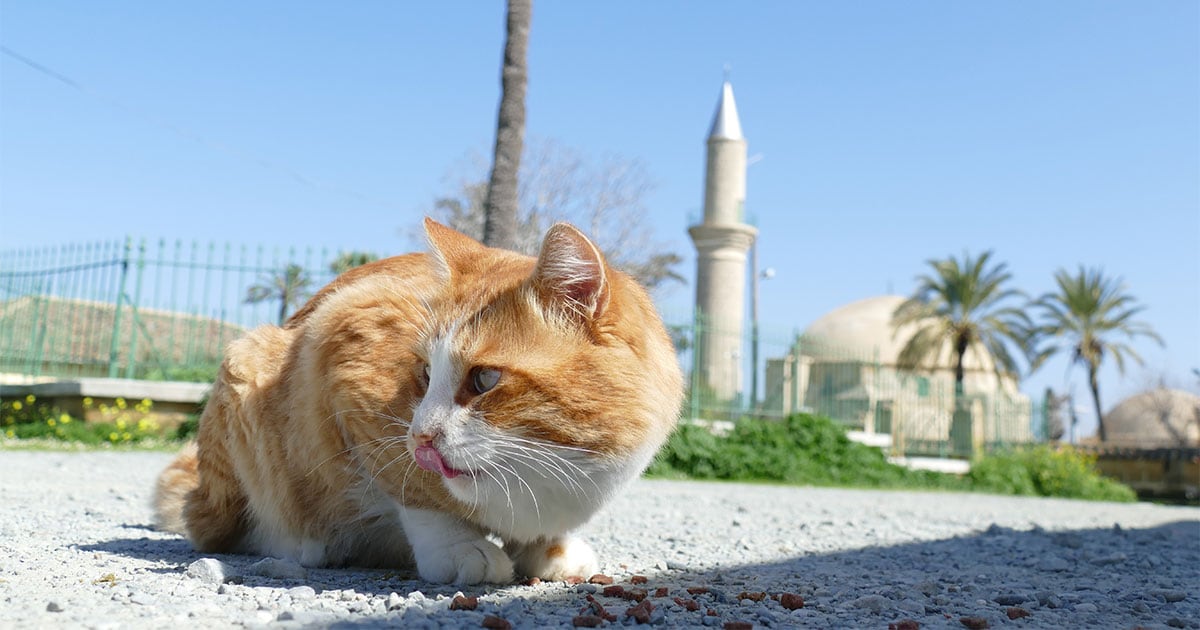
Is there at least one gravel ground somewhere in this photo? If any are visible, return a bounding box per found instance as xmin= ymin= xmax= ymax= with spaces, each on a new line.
xmin=1 ymin=450 xmax=1197 ymax=629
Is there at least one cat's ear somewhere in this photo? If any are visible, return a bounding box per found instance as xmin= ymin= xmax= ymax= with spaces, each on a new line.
xmin=423 ymin=218 xmax=487 ymax=282
xmin=532 ymin=223 xmax=610 ymax=323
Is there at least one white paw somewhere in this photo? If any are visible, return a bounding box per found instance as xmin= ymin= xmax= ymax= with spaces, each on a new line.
xmin=414 ymin=537 xmax=514 ymax=585
xmin=508 ymin=536 xmax=599 ymax=581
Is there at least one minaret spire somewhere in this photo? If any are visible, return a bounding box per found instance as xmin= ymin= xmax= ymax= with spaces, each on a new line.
xmin=688 ymin=78 xmax=757 ymax=405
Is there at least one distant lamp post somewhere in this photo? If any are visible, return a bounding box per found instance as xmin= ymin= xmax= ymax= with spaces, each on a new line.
xmin=748 ymin=239 xmax=775 ymax=410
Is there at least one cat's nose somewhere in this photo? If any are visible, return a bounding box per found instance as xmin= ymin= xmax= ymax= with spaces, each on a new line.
xmin=411 ymin=431 xmax=439 ymax=447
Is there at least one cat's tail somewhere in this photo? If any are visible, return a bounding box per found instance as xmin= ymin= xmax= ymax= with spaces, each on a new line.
xmin=153 ymin=442 xmax=199 ymax=535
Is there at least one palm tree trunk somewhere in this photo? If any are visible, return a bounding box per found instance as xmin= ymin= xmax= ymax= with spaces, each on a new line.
xmin=482 ymin=0 xmax=531 ymax=251
xmin=953 ymin=336 xmax=968 ymax=396
xmin=1087 ymin=363 xmax=1106 ymax=441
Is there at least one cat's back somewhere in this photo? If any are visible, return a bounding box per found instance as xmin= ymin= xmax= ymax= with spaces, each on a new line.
xmin=285 ymin=253 xmax=432 ymax=328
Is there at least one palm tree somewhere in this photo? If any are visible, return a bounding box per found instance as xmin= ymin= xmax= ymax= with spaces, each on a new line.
xmin=892 ymin=250 xmax=1033 ymax=397
xmin=481 ymin=0 xmax=531 ymax=250
xmin=245 ymin=263 xmax=313 ymax=325
xmin=329 ymin=251 xmax=379 ymax=276
xmin=1030 ymin=266 xmax=1163 ymax=442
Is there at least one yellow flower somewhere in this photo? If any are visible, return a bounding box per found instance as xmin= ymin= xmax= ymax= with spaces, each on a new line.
xmin=59 ymin=414 xmax=71 ymax=425
xmin=11 ymin=401 xmax=21 ymax=411
xmin=115 ymin=419 xmax=126 ymax=431
xmin=115 ymin=398 xmax=127 ymax=410
xmin=47 ymin=418 xmax=56 ymax=427
xmin=122 ymin=432 xmax=132 ymax=442
xmin=25 ymin=394 xmax=35 ymax=404
xmin=108 ymin=432 xmax=119 ymax=442
xmin=83 ymin=397 xmax=94 ymax=408
xmin=4 ymin=429 xmax=13 ymax=438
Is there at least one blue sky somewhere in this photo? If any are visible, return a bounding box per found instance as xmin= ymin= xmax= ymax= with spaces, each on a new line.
xmin=2 ymin=1 xmax=1197 ymax=438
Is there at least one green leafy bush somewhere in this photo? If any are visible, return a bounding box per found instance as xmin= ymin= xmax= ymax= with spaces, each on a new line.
xmin=2 ymin=395 xmax=166 ymax=446
xmin=647 ymin=413 xmax=963 ymax=490
xmin=968 ymin=445 xmax=1136 ymax=502
xmin=648 ymin=414 xmax=1135 ymax=501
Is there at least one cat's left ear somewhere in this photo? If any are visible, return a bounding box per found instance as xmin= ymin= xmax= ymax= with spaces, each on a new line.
xmin=423 ymin=217 xmax=488 ymax=283
xmin=532 ymin=223 xmax=610 ymax=323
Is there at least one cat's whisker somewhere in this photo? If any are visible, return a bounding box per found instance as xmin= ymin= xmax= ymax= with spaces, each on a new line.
xmin=491 ymin=443 xmax=585 ymax=499
xmin=487 ymin=458 xmax=541 ymax=526
xmin=494 ymin=437 xmax=600 ymax=497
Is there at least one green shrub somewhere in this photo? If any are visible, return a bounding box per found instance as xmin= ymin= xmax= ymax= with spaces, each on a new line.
xmin=649 ymin=414 xmax=1134 ymax=501
xmin=2 ymin=395 xmax=167 ymax=446
xmin=969 ymin=445 xmax=1136 ymax=502
xmin=648 ymin=413 xmax=965 ymax=490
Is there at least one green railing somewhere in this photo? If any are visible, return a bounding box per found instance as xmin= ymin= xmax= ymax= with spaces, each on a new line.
xmin=0 ymin=237 xmax=341 ymax=381
xmin=1 ymin=237 xmax=1044 ymax=457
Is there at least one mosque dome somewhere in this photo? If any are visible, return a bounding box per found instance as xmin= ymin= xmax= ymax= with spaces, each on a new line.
xmin=800 ymin=295 xmax=995 ymax=373
xmin=1104 ymin=388 xmax=1200 ymax=447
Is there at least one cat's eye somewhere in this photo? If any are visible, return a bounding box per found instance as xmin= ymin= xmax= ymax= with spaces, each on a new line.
xmin=419 ymin=363 xmax=431 ymax=384
xmin=469 ymin=367 xmax=501 ymax=395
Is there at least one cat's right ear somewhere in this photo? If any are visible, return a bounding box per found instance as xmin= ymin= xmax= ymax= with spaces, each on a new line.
xmin=423 ymin=218 xmax=487 ymax=282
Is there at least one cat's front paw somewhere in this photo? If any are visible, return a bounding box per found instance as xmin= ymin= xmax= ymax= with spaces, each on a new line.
xmin=508 ymin=536 xmax=599 ymax=581
xmin=414 ymin=537 xmax=514 ymax=585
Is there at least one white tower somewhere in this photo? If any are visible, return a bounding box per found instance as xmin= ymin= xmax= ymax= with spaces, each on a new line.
xmin=688 ymin=81 xmax=757 ymax=402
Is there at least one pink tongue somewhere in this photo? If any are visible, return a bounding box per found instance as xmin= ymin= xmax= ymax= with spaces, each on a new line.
xmin=413 ymin=445 xmax=461 ymax=479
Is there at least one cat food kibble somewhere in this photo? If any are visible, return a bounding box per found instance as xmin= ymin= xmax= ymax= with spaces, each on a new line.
xmin=624 ymin=599 xmax=654 ymax=624
xmin=779 ymin=592 xmax=805 ymax=610
xmin=724 ymin=622 xmax=753 ymax=630
xmin=563 ymin=575 xmax=585 ymax=585
xmin=889 ymin=620 xmax=921 ymax=630
xmin=653 ymin=587 xmax=669 ymax=598
xmin=602 ymin=585 xmax=625 ymax=598
xmin=1006 ymin=607 xmax=1030 ymax=620
xmin=737 ymin=591 xmax=767 ymax=602
xmin=571 ymin=616 xmax=603 ymax=628
xmin=960 ymin=617 xmax=989 ymax=629
xmin=587 ymin=573 xmax=613 ymax=585
xmin=449 ymin=595 xmax=478 ymax=611
xmin=673 ymin=597 xmax=700 ymax=612
xmin=481 ymin=615 xmax=512 ymax=630
xmin=687 ymin=587 xmax=710 ymax=595
xmin=630 ymin=575 xmax=648 ymax=585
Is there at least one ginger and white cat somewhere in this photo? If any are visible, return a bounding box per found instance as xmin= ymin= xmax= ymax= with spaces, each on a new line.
xmin=153 ymin=219 xmax=683 ymax=584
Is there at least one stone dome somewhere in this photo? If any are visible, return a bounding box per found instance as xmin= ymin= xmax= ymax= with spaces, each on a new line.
xmin=1105 ymin=388 xmax=1200 ymax=447
xmin=800 ymin=295 xmax=994 ymax=372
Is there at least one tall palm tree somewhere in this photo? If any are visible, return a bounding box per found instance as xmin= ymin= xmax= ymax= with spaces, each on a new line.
xmin=1030 ymin=266 xmax=1163 ymax=442
xmin=245 ymin=263 xmax=313 ymax=325
xmin=892 ymin=250 xmax=1033 ymax=397
xmin=481 ymin=0 xmax=531 ymax=250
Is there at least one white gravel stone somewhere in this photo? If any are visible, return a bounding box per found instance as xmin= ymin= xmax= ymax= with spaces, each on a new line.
xmin=186 ymin=558 xmax=231 ymax=585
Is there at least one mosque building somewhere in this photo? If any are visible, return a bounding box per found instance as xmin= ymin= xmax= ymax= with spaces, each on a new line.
xmin=687 ymin=81 xmax=1035 ymax=456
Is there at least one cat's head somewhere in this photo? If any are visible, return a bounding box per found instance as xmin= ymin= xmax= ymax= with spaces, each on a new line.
xmin=404 ymin=219 xmax=684 ymax=539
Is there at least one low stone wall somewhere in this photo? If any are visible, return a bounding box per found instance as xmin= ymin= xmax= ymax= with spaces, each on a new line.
xmin=0 ymin=377 xmax=209 ymax=429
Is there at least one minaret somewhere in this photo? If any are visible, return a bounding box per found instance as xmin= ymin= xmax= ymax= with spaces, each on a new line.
xmin=688 ymin=81 xmax=757 ymax=402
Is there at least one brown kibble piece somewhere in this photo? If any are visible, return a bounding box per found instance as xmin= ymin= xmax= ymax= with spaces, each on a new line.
xmin=737 ymin=591 xmax=767 ymax=602
xmin=563 ymin=575 xmax=585 ymax=585
xmin=572 ymin=616 xmax=603 ymax=628
xmin=1006 ymin=607 xmax=1030 ymax=620
xmin=673 ymin=597 xmax=700 ymax=612
xmin=602 ymin=585 xmax=626 ymax=598
xmin=625 ymin=599 xmax=654 ymax=624
xmin=707 ymin=608 xmax=718 ymax=616
xmin=654 ymin=587 xmax=669 ymax=598
xmin=588 ymin=573 xmax=614 ymax=585
xmin=779 ymin=592 xmax=805 ymax=610
xmin=621 ymin=588 xmax=648 ymax=602
xmin=890 ymin=620 xmax=921 ymax=630
xmin=450 ymin=595 xmax=478 ymax=611
xmin=631 ymin=575 xmax=648 ymax=585
xmin=724 ymin=622 xmax=753 ymax=630
xmin=960 ymin=617 xmax=990 ymax=629
xmin=482 ymin=615 xmax=512 ymax=630
xmin=687 ymin=587 xmax=710 ymax=595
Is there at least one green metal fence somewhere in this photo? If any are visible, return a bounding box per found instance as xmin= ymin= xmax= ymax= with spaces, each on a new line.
xmin=0 ymin=237 xmax=341 ymax=381
xmin=1 ymin=237 xmax=1044 ymax=457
